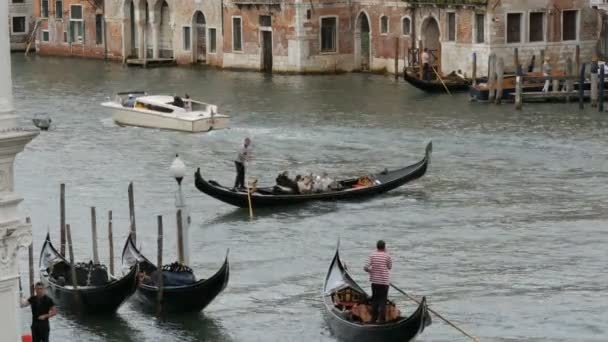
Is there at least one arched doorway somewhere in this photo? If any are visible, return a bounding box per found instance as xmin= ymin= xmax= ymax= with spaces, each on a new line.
xmin=421 ymin=17 xmax=440 ymax=67
xmin=193 ymin=11 xmax=206 ymax=63
xmin=122 ymin=0 xmax=142 ymax=59
xmin=355 ymin=12 xmax=371 ymax=71
xmin=159 ymin=0 xmax=172 ymax=58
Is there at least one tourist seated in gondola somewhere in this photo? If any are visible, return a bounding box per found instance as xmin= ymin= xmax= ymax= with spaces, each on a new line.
xmin=353 ymin=175 xmax=375 ymax=188
xmin=275 ymin=171 xmax=299 ymax=193
xmin=297 ymin=175 xmax=314 ymax=194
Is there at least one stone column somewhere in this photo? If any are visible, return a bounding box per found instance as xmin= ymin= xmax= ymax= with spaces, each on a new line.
xmin=289 ymin=0 xmax=309 ymax=72
xmin=0 ymin=0 xmax=39 ymax=340
xmin=134 ymin=0 xmax=146 ymax=59
xmin=149 ymin=7 xmax=160 ymax=59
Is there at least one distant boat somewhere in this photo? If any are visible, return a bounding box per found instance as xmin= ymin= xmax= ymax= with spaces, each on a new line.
xmin=101 ymin=91 xmax=230 ymax=133
xmin=32 ymin=113 xmax=51 ymax=131
xmin=403 ymin=69 xmax=471 ymax=93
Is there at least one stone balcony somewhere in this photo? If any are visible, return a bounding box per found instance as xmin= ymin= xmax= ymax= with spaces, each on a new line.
xmin=407 ymin=0 xmax=488 ymax=6
xmin=228 ymin=0 xmax=282 ymax=5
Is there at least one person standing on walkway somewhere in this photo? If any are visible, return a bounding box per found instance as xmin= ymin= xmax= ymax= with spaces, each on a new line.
xmin=364 ymin=240 xmax=392 ymax=323
xmin=21 ymin=282 xmax=57 ymax=342
xmin=542 ymin=56 xmax=552 ymax=93
xmin=234 ymin=137 xmax=252 ymax=189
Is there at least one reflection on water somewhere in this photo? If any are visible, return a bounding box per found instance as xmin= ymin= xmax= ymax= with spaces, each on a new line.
xmin=13 ymin=54 xmax=608 ymax=341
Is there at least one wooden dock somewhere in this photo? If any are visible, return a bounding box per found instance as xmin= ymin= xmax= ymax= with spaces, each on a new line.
xmin=126 ymin=58 xmax=176 ymax=68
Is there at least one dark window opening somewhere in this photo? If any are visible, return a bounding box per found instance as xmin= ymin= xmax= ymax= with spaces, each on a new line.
xmin=55 ymin=0 xmax=63 ymax=18
xmin=41 ymin=0 xmax=49 ymax=18
xmin=402 ymin=17 xmax=411 ymax=35
xmin=507 ymin=13 xmax=522 ymax=43
xmin=260 ymin=15 xmax=271 ymax=27
xmin=209 ymin=28 xmax=216 ymax=53
xmin=381 ymin=16 xmax=388 ymax=34
xmin=562 ymin=10 xmax=577 ymax=41
xmin=529 ymin=12 xmax=544 ymax=42
xmin=12 ymin=17 xmax=26 ymax=33
xmin=475 ymin=14 xmax=484 ymax=43
xmin=321 ymin=17 xmax=337 ymax=52
xmin=95 ymin=14 xmax=103 ymax=45
xmin=233 ymin=17 xmax=242 ymax=51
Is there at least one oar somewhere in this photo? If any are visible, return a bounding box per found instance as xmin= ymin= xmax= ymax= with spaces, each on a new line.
xmin=431 ymin=66 xmax=452 ymax=96
xmin=246 ymin=178 xmax=257 ymax=220
xmin=390 ymin=283 xmax=479 ymax=342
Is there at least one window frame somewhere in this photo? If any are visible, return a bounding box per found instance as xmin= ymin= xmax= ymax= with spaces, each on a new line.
xmin=182 ymin=26 xmax=191 ymax=51
xmin=11 ymin=16 xmax=28 ymax=35
xmin=232 ymin=16 xmax=243 ymax=52
xmin=42 ymin=30 xmax=50 ymax=42
xmin=561 ymin=10 xmax=579 ymax=42
xmin=95 ymin=14 xmax=103 ymax=45
xmin=41 ymin=0 xmax=49 ymax=18
xmin=528 ymin=11 xmax=545 ymax=43
xmin=69 ymin=4 xmax=84 ymax=43
xmin=319 ymin=15 xmax=338 ymax=54
xmin=474 ymin=13 xmax=485 ymax=44
xmin=401 ymin=16 xmax=411 ymax=36
xmin=12 ymin=0 xmax=26 ymax=3
xmin=446 ymin=11 xmax=456 ymax=42
xmin=55 ymin=0 xmax=63 ymax=19
xmin=380 ymin=15 xmax=389 ymax=35
xmin=208 ymin=27 xmax=217 ymax=54
xmin=505 ymin=12 xmax=524 ymax=44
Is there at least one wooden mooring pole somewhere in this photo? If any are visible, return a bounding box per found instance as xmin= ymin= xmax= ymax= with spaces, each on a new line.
xmin=66 ymin=224 xmax=80 ymax=308
xmin=91 ymin=207 xmax=99 ymax=263
xmin=591 ymin=61 xmax=599 ymax=107
xmin=515 ymin=76 xmax=523 ymax=110
xmin=26 ymin=217 xmax=34 ymax=296
xmin=472 ymin=52 xmax=477 ymax=86
xmin=488 ymin=54 xmax=496 ymax=102
xmin=575 ymin=45 xmax=580 ymax=77
xmin=128 ymin=182 xmax=137 ymax=245
xmin=513 ymin=47 xmax=519 ymax=71
xmin=156 ymin=215 xmax=164 ymax=318
xmin=495 ymin=57 xmax=505 ymax=104
xmin=600 ymin=66 xmax=605 ymax=112
xmin=60 ymin=183 xmax=66 ymax=256
xmin=108 ymin=210 xmax=114 ymax=275
xmin=579 ymin=63 xmax=586 ymax=110
xmin=566 ymin=57 xmax=574 ymax=102
xmin=394 ymin=37 xmax=399 ymax=79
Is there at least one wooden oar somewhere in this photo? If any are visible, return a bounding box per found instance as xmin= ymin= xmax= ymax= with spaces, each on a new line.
xmin=246 ymin=178 xmax=257 ymax=220
xmin=390 ymin=283 xmax=479 ymax=342
xmin=431 ymin=66 xmax=452 ymax=95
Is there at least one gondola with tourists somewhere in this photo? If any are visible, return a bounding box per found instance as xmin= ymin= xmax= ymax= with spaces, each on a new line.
xmin=322 ymin=247 xmax=431 ymax=342
xmin=194 ymin=141 xmax=432 ymax=208
xmin=38 ymin=233 xmax=138 ymax=314
xmin=403 ymin=69 xmax=471 ymax=93
xmin=121 ymin=234 xmax=229 ymax=313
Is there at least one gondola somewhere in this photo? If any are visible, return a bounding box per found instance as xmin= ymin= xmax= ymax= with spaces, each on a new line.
xmin=38 ymin=233 xmax=138 ymax=314
xmin=403 ymin=70 xmax=470 ymax=93
xmin=121 ymin=234 xmax=229 ymax=313
xmin=322 ymin=247 xmax=431 ymax=342
xmin=194 ymin=141 xmax=432 ymax=208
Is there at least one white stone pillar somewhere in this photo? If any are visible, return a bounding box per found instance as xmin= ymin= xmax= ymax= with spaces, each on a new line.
xmin=289 ymin=0 xmax=309 ymax=72
xmin=0 ymin=0 xmax=39 ymax=340
xmin=149 ymin=6 xmax=160 ymax=60
xmin=134 ymin=0 xmax=146 ymax=59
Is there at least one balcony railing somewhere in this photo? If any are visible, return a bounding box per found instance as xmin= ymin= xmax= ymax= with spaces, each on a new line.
xmin=228 ymin=0 xmax=282 ymax=4
xmin=407 ymin=0 xmax=488 ymax=5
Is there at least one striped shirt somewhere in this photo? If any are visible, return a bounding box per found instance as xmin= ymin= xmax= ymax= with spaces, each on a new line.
xmin=364 ymin=251 xmax=392 ymax=285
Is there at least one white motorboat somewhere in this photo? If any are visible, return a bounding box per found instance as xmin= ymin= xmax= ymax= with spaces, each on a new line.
xmin=101 ymin=91 xmax=230 ymax=133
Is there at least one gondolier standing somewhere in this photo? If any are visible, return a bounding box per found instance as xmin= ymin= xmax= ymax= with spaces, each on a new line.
xmin=21 ymin=282 xmax=57 ymax=342
xmin=422 ymin=48 xmax=431 ymax=81
xmin=234 ymin=137 xmax=252 ymax=189
xmin=364 ymin=240 xmax=392 ymax=323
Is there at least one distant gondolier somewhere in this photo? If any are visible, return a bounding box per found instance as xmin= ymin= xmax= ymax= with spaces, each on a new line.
xmin=21 ymin=282 xmax=57 ymax=342
xmin=364 ymin=240 xmax=392 ymax=323
xmin=234 ymin=137 xmax=252 ymax=189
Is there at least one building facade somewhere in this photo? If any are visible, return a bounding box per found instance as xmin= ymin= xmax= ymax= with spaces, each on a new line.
xmin=31 ymin=0 xmax=602 ymax=75
xmin=10 ymin=0 xmax=35 ymax=51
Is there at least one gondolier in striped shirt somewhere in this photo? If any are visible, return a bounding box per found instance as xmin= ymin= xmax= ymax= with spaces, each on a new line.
xmin=364 ymin=240 xmax=392 ymax=323
xmin=234 ymin=137 xmax=252 ymax=190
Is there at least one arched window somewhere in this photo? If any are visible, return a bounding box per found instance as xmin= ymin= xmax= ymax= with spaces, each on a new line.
xmin=402 ymin=17 xmax=411 ymax=35
xmin=381 ymin=16 xmax=388 ymax=34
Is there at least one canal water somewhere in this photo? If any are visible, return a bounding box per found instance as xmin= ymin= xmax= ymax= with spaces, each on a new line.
xmin=12 ymin=54 xmax=608 ymax=341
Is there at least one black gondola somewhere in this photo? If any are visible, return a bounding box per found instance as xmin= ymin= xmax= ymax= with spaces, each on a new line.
xmin=194 ymin=142 xmax=432 ymax=208
xmin=38 ymin=234 xmax=138 ymax=314
xmin=403 ymin=70 xmax=470 ymax=93
xmin=121 ymin=234 xmax=229 ymax=313
xmin=322 ymin=247 xmax=431 ymax=342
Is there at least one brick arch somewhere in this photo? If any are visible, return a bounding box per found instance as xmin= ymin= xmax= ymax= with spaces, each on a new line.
xmin=355 ymin=10 xmax=372 ymax=71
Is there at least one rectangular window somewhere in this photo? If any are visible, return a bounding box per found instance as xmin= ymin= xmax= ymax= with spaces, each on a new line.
xmin=402 ymin=17 xmax=411 ymax=35
xmin=475 ymin=14 xmax=484 ymax=43
xmin=563 ymin=10 xmax=578 ymax=41
xmin=232 ymin=17 xmax=242 ymax=51
xmin=41 ymin=0 xmax=49 ymax=18
xmin=12 ymin=17 xmax=27 ymax=34
xmin=381 ymin=16 xmax=388 ymax=34
xmin=259 ymin=15 xmax=271 ymax=27
xmin=13 ymin=0 xmax=25 ymax=3
xmin=55 ymin=0 xmax=63 ymax=19
xmin=209 ymin=28 xmax=216 ymax=53
xmin=63 ymin=31 xmax=67 ymax=43
xmin=183 ymin=26 xmax=191 ymax=50
xmin=321 ymin=17 xmax=337 ymax=52
xmin=95 ymin=14 xmax=103 ymax=44
xmin=447 ymin=13 xmax=456 ymax=41
xmin=70 ymin=5 xmax=84 ymax=43
xmin=507 ymin=13 xmax=522 ymax=43
xmin=42 ymin=30 xmax=49 ymax=42
xmin=529 ymin=12 xmax=544 ymax=42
